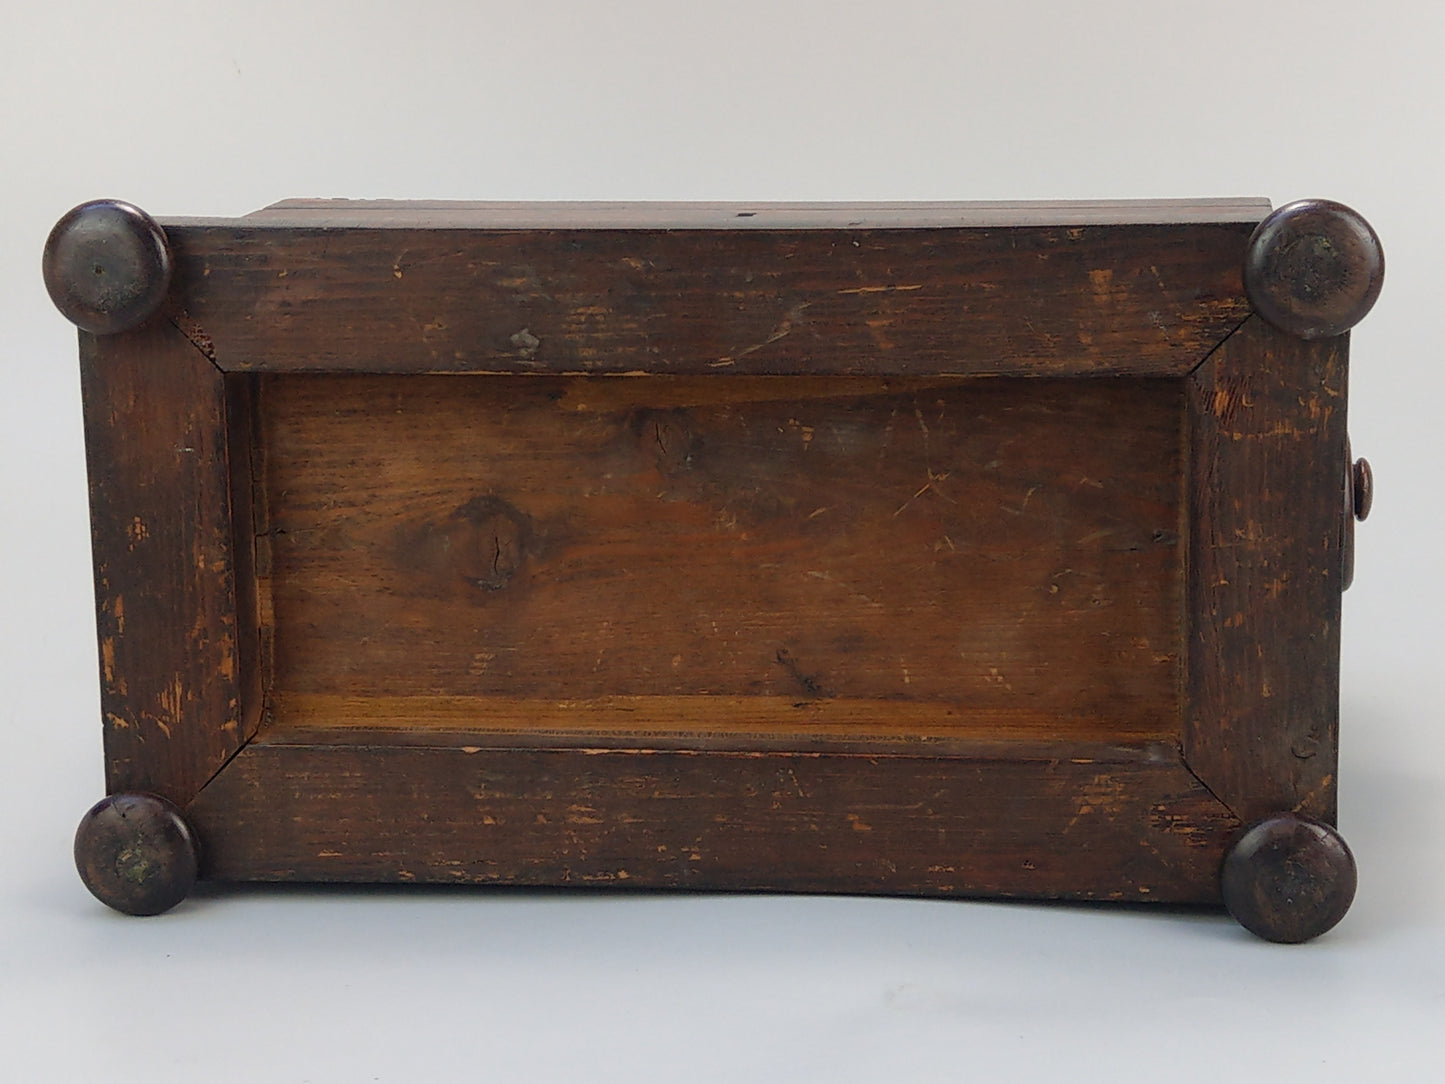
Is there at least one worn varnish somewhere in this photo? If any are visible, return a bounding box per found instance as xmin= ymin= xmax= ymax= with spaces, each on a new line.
xmin=1184 ymin=317 xmax=1346 ymax=824
xmin=80 ymin=321 xmax=250 ymax=806
xmin=54 ymin=197 xmax=1375 ymax=937
xmin=163 ymin=219 xmax=1255 ymax=377
xmin=189 ymin=738 xmax=1237 ymax=902
xmin=260 ymin=375 xmax=1183 ymax=742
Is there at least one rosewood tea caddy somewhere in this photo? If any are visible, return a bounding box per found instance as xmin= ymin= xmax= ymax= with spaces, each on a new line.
xmin=46 ymin=197 xmax=1381 ymax=942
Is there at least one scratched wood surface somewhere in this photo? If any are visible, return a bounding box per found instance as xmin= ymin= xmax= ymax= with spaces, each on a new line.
xmin=187 ymin=738 xmax=1239 ymax=902
xmin=258 ymin=374 xmax=1184 ymax=743
xmin=71 ymin=200 xmax=1358 ymax=911
xmin=263 ymin=693 xmax=1181 ymax=758
xmin=1184 ymin=317 xmax=1347 ymax=824
xmin=80 ymin=321 xmax=251 ymax=805
xmin=160 ymin=218 xmax=1258 ymax=376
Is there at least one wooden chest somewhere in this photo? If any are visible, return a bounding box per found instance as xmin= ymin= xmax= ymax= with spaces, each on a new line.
xmin=46 ymin=197 xmax=1381 ymax=941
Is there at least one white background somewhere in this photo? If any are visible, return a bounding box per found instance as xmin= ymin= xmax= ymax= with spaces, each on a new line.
xmin=3 ymin=2 xmax=1443 ymax=1080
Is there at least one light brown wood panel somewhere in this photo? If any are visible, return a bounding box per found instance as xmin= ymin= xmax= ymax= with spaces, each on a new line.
xmin=264 ymin=692 xmax=1177 ymax=756
xmin=260 ymin=375 xmax=1185 ymax=741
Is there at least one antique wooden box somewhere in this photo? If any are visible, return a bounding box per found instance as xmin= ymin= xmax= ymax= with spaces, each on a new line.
xmin=46 ymin=197 xmax=1381 ymax=941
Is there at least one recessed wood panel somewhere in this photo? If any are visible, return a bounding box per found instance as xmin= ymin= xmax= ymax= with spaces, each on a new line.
xmin=259 ymin=375 xmax=1184 ymax=743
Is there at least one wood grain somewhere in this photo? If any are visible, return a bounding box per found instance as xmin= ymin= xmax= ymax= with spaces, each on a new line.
xmin=80 ymin=321 xmax=250 ymax=804
xmin=1184 ymin=317 xmax=1347 ymax=823
xmin=263 ymin=692 xmax=1176 ymax=758
xmin=187 ymin=737 xmax=1238 ymax=902
xmin=224 ymin=374 xmax=265 ymax=745
xmin=259 ymin=375 xmax=1185 ymax=742
xmin=161 ymin=218 xmax=1257 ymax=377
xmin=72 ymin=199 xmax=1366 ymax=921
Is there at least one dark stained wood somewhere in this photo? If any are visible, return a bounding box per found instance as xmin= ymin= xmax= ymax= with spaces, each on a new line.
xmin=74 ymin=793 xmax=199 ymax=916
xmin=260 ymin=375 xmax=1184 ymax=740
xmin=224 ymin=374 xmax=265 ymax=745
xmin=44 ymin=200 xmax=173 ymax=335
xmin=61 ymin=197 xmax=1376 ymax=936
xmin=1244 ymin=199 xmax=1384 ymax=340
xmin=160 ymin=220 xmax=1258 ymax=377
xmin=247 ymin=377 xmax=279 ymax=722
xmin=1184 ymin=317 xmax=1347 ymax=824
xmin=1343 ymin=447 xmax=1370 ymax=590
xmin=187 ymin=736 xmax=1238 ymax=903
xmin=80 ymin=321 xmax=248 ymax=805
xmin=1352 ymin=456 xmax=1373 ymax=520
xmin=1220 ymin=813 xmax=1356 ymax=942
xmin=1343 ymin=449 xmax=1358 ymax=593
xmin=234 ymin=197 xmax=1274 ymax=229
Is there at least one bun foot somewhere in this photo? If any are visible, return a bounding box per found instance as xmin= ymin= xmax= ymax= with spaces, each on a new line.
xmin=1221 ymin=813 xmax=1356 ymax=943
xmin=43 ymin=199 xmax=173 ymax=334
xmin=74 ymin=793 xmax=199 ymax=916
xmin=1244 ymin=199 xmax=1383 ymax=339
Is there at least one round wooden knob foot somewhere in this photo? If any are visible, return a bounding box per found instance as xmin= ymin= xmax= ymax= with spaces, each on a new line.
xmin=43 ymin=200 xmax=173 ymax=334
xmin=74 ymin=793 xmax=199 ymax=916
xmin=1244 ymin=199 xmax=1383 ymax=339
xmin=1221 ymin=813 xmax=1356 ymax=943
